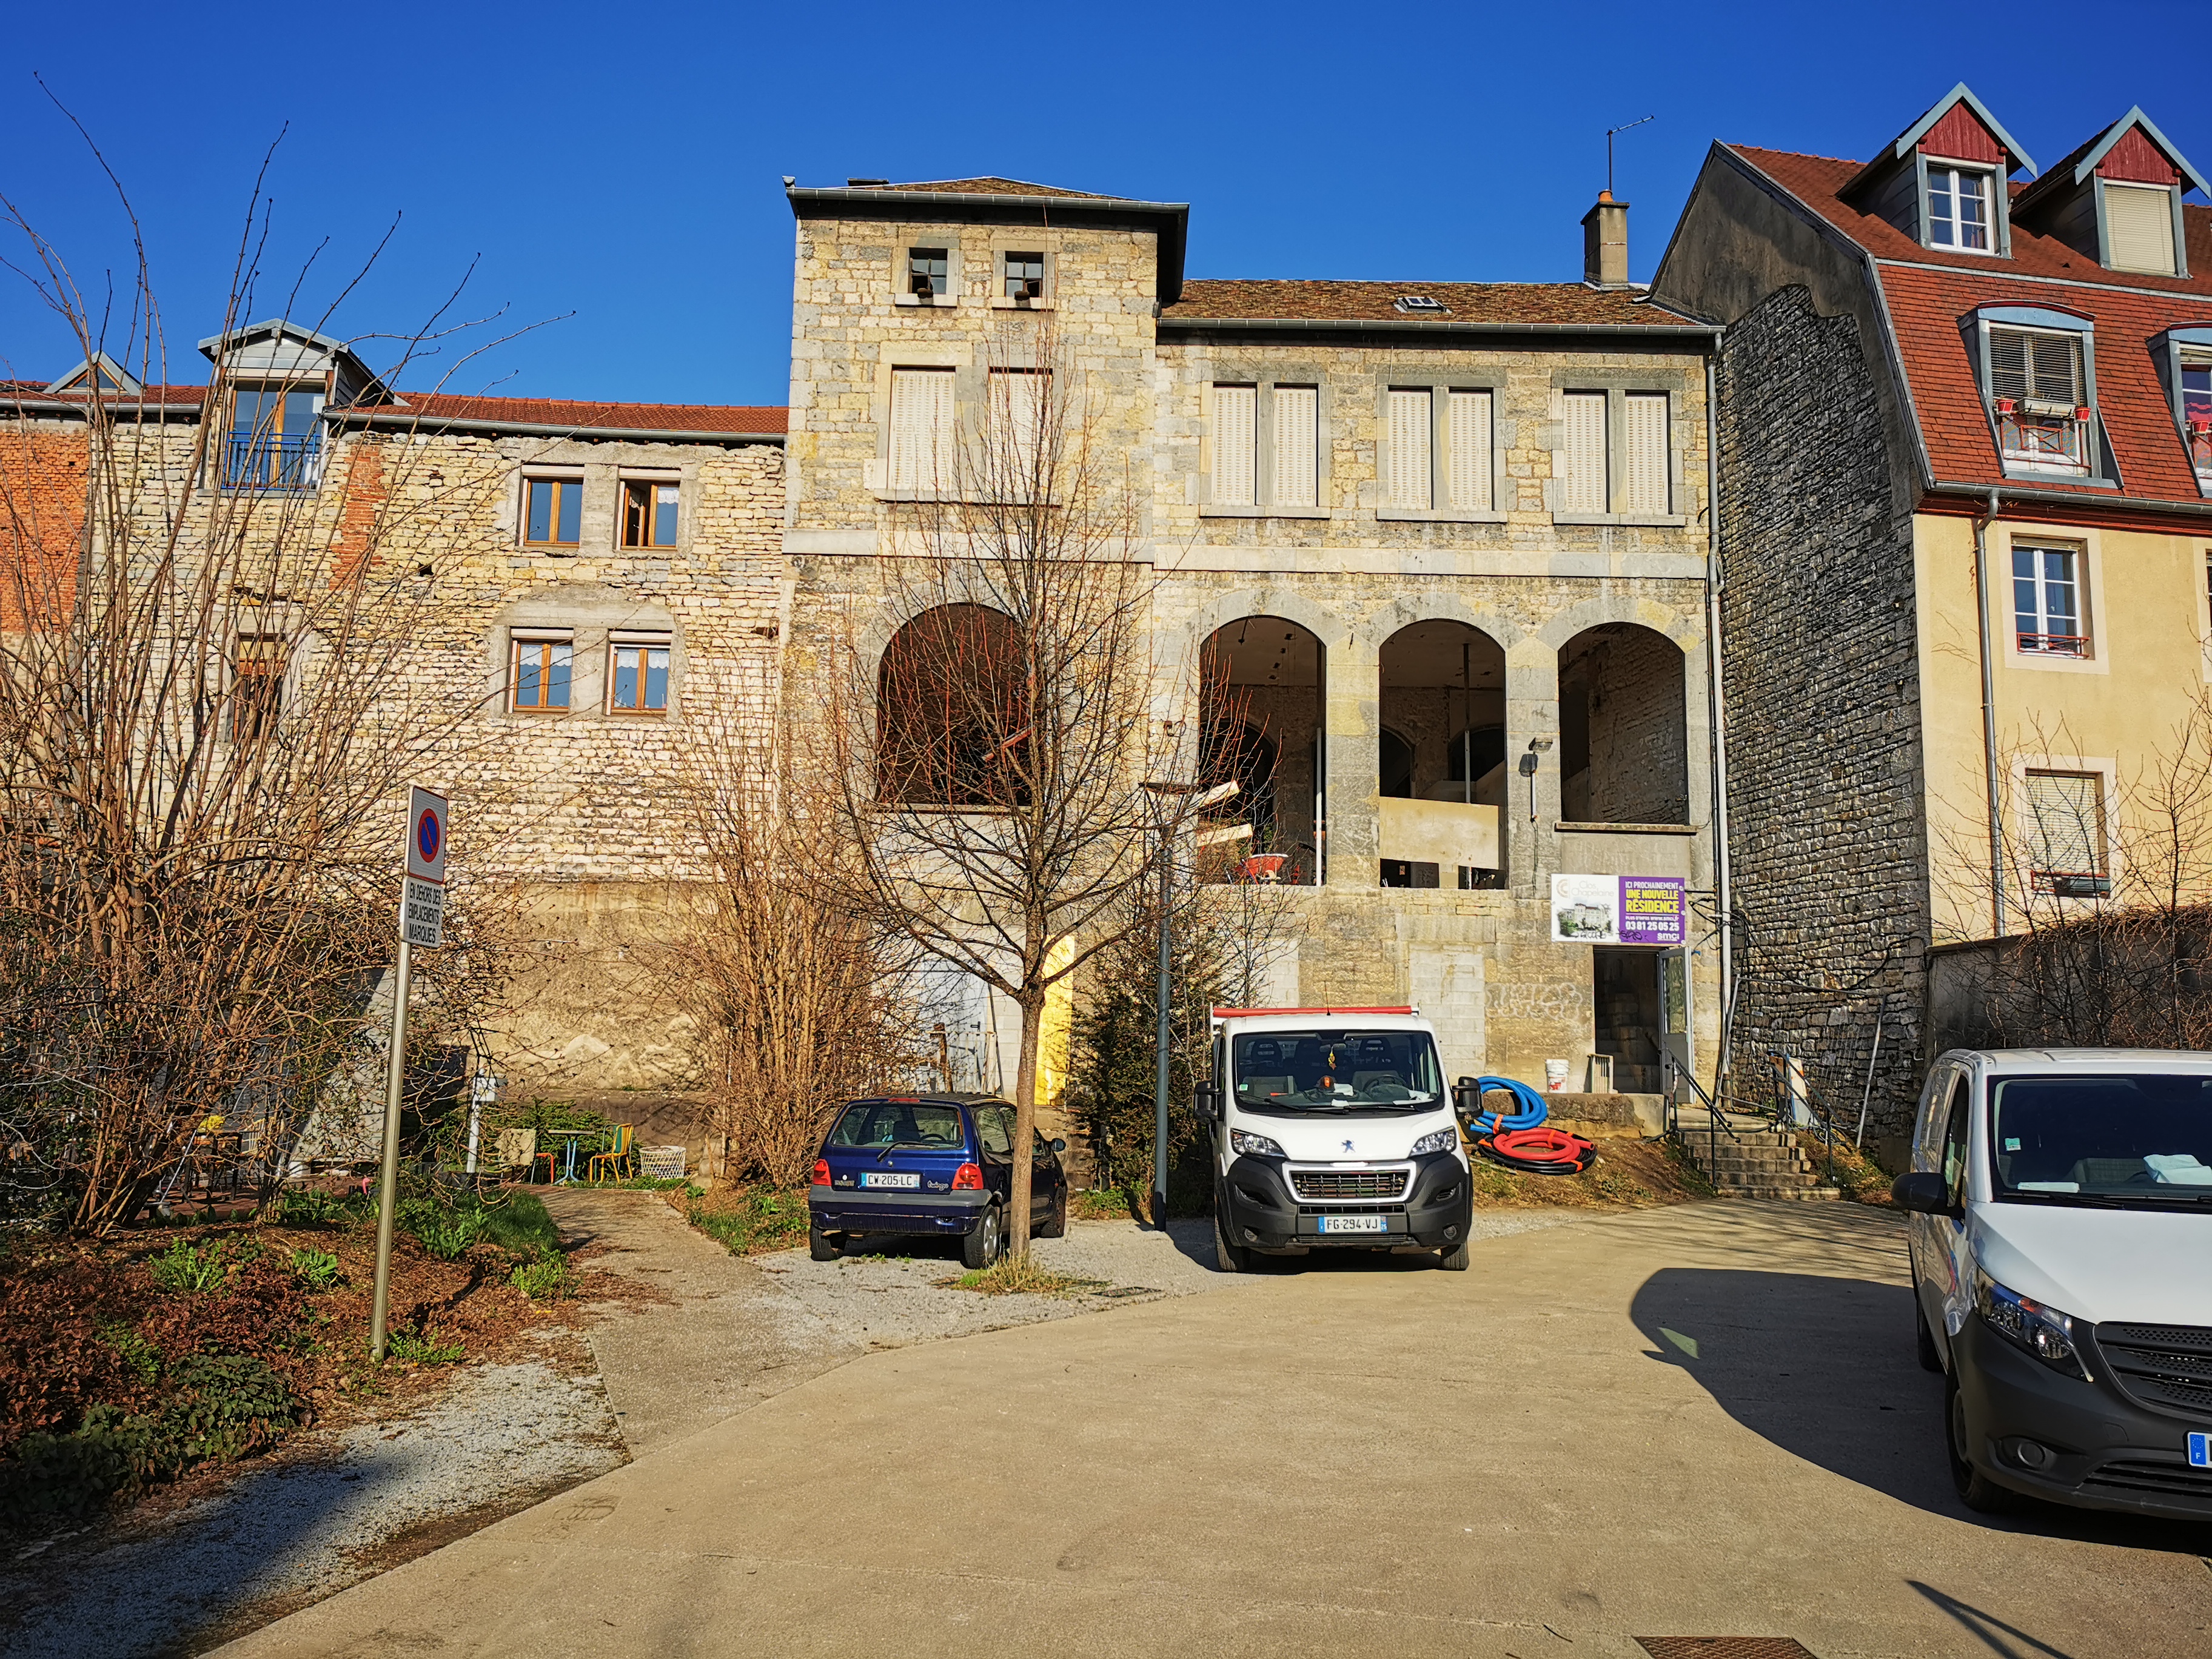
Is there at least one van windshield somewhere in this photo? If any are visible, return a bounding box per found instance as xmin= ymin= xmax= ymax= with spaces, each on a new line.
xmin=1989 ymin=1073 xmax=2212 ymax=1208
xmin=1230 ymin=1029 xmax=1442 ymax=1115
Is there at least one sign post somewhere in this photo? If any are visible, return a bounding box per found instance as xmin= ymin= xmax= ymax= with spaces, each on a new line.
xmin=370 ymin=786 xmax=447 ymax=1364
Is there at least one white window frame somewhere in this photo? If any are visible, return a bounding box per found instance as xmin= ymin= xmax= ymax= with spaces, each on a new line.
xmin=1923 ymin=159 xmax=1998 ymax=255
xmin=1549 ymin=382 xmax=1686 ymax=526
xmin=2156 ymin=327 xmax=2212 ymax=494
xmin=2098 ymin=178 xmax=2185 ymax=277
xmin=2010 ymin=540 xmax=2087 ymax=659
xmin=1976 ymin=309 xmax=2110 ymax=487
xmin=1997 ymin=525 xmax=2109 ymax=677
xmin=1199 ymin=378 xmax=1333 ymax=518
xmin=2013 ymin=755 xmax=2119 ymax=902
xmin=1376 ymin=380 xmax=1504 ymax=523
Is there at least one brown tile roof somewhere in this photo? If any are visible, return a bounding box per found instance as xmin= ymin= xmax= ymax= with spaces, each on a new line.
xmin=873 ymin=177 xmax=1124 ymax=200
xmin=382 ymin=392 xmax=786 ymax=435
xmin=0 ymin=382 xmax=207 ymax=408
xmin=1729 ymin=146 xmax=2212 ymax=502
xmin=1162 ymin=279 xmax=1704 ymax=328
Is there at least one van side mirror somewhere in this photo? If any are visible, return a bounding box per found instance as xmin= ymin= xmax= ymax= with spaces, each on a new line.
xmin=1891 ymin=1171 xmax=1957 ymax=1216
xmin=1452 ymin=1077 xmax=1482 ymax=1117
xmin=1193 ymin=1084 xmax=1219 ymax=1122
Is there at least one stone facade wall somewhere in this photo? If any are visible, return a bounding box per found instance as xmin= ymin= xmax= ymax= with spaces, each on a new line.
xmin=1561 ymin=623 xmax=1691 ymax=824
xmin=0 ymin=428 xmax=89 ymax=627
xmin=1714 ymin=284 xmax=1929 ymax=1138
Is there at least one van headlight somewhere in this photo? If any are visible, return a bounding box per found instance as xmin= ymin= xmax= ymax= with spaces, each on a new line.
xmin=1409 ymin=1127 xmax=1460 ymax=1156
xmin=1230 ymin=1128 xmax=1285 ymax=1158
xmin=1974 ymin=1267 xmax=2090 ymax=1381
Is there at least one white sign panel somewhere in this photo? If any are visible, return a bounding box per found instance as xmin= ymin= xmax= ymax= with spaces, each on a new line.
xmin=1550 ymin=873 xmax=1620 ymax=943
xmin=407 ymin=786 xmax=448 ymax=885
xmin=402 ymin=876 xmax=446 ymax=948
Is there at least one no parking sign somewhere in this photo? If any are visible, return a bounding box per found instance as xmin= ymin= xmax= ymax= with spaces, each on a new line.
xmin=401 ymin=786 xmax=448 ymax=948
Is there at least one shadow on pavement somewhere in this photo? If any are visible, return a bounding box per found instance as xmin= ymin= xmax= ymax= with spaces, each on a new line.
xmin=1908 ymin=1580 xmax=2081 ymax=1658
xmin=1630 ymin=1266 xmax=2212 ymax=1555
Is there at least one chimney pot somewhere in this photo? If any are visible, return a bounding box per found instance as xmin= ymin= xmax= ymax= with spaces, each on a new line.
xmin=1582 ymin=195 xmax=1631 ymax=288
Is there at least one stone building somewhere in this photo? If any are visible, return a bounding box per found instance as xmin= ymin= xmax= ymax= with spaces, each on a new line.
xmin=1655 ymin=84 xmax=2212 ymax=1149
xmin=781 ymin=177 xmax=1726 ymax=1110
xmin=1 ymin=325 xmax=787 ymax=1128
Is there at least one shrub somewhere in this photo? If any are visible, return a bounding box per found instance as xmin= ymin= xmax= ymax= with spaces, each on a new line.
xmin=684 ymin=1185 xmax=810 ymax=1256
xmin=147 ymin=1238 xmax=229 ymax=1295
xmin=268 ymin=1188 xmax=347 ymax=1225
xmin=290 ymin=1247 xmax=343 ymax=1291
xmin=509 ymin=1248 xmax=574 ymax=1301
xmin=101 ymin=1326 xmax=162 ymax=1387
xmin=405 ymin=1204 xmax=486 ymax=1262
xmin=385 ymin=1324 xmax=464 ymax=1365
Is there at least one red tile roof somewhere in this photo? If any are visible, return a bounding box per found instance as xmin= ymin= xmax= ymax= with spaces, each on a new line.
xmin=872 ymin=177 xmax=1125 ymax=199
xmin=1164 ymin=279 xmax=1703 ymax=329
xmin=379 ymin=392 xmax=786 ymax=435
xmin=1729 ymin=146 xmax=2212 ymax=501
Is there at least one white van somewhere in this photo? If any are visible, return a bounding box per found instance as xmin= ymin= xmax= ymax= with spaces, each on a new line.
xmin=1894 ymin=1048 xmax=2212 ymax=1518
xmin=1196 ymin=1007 xmax=1473 ymax=1273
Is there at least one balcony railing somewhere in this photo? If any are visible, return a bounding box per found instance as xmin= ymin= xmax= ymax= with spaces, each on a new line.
xmin=1996 ymin=400 xmax=2091 ymax=475
xmin=2033 ymin=870 xmax=2112 ymax=899
xmin=222 ymin=433 xmax=322 ymax=492
xmin=2017 ymin=631 xmax=2088 ymax=657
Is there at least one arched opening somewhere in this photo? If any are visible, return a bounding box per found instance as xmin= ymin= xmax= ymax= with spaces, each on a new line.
xmin=1556 ymin=623 xmax=1687 ymax=825
xmin=877 ymin=604 xmax=1028 ymax=806
xmin=1198 ymin=616 xmax=1322 ymax=884
xmin=1376 ymin=621 xmax=1507 ymax=888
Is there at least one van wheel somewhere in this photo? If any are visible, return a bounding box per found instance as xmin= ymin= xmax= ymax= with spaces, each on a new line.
xmin=809 ymin=1224 xmax=843 ymax=1262
xmin=962 ymin=1204 xmax=1004 ymax=1270
xmin=1213 ymin=1209 xmax=1250 ymax=1274
xmin=1916 ymin=1299 xmax=1943 ymax=1373
xmin=1946 ymin=1371 xmax=2024 ymax=1515
xmin=1436 ymin=1237 xmax=1470 ymax=1271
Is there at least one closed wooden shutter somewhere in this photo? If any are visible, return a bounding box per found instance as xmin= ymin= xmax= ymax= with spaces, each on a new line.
xmin=890 ymin=367 xmax=955 ymax=491
xmin=1621 ymin=393 xmax=1669 ymax=514
xmin=2104 ymin=182 xmax=2177 ymax=275
xmin=991 ymin=369 xmax=1048 ymax=488
xmin=1447 ymin=390 xmax=1491 ymax=511
xmin=1561 ymin=392 xmax=1609 ymax=513
xmin=1273 ymin=386 xmax=1318 ymax=508
xmin=1213 ymin=384 xmax=1256 ymax=506
xmin=1388 ymin=388 xmax=1432 ymax=509
xmin=2026 ymin=771 xmax=2105 ymax=875
xmin=1988 ymin=329 xmax=2083 ymax=406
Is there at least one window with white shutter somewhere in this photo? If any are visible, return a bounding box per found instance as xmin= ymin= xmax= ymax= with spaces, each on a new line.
xmin=1447 ymin=390 xmax=1492 ymax=511
xmin=2104 ymin=182 xmax=2177 ymax=275
xmin=991 ymin=368 xmax=1049 ymax=489
xmin=1387 ymin=388 xmax=1432 ymax=510
xmin=1621 ymin=393 xmax=1670 ymax=514
xmin=1213 ymin=384 xmax=1256 ymax=506
xmin=889 ymin=367 xmax=956 ymax=492
xmin=2026 ymin=769 xmax=2108 ymax=893
xmin=1988 ymin=327 xmax=2090 ymax=474
xmin=1561 ymin=392 xmax=1609 ymax=514
xmin=1273 ymin=386 xmax=1318 ymax=509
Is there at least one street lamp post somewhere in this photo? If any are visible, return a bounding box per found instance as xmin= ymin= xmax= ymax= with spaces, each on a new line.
xmin=1138 ymin=777 xmax=1239 ymax=1227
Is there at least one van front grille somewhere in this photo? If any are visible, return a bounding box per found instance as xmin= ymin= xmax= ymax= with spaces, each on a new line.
xmin=2078 ymin=1458 xmax=2212 ymax=1501
xmin=1287 ymin=1165 xmax=1411 ymax=1202
xmin=2095 ymin=1322 xmax=2212 ymax=1416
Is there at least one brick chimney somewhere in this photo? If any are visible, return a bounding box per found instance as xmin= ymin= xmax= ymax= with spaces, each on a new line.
xmin=1582 ymin=191 xmax=1631 ymax=288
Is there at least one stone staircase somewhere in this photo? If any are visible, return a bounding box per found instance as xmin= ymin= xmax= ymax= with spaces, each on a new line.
xmin=1675 ymin=1110 xmax=1842 ymax=1201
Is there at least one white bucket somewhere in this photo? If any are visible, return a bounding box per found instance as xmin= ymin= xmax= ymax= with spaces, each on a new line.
xmin=1544 ymin=1059 xmax=1570 ymax=1092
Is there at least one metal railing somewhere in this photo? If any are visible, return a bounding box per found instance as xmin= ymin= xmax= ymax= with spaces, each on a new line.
xmin=221 ymin=433 xmax=322 ymax=492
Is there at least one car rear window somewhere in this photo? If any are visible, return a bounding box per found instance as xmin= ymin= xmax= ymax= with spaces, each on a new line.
xmin=828 ymin=1101 xmax=968 ymax=1150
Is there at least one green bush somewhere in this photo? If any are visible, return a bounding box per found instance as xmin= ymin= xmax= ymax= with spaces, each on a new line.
xmin=509 ymin=1247 xmax=574 ymax=1301
xmin=385 ymin=1324 xmax=464 ymax=1365
xmin=147 ymin=1238 xmax=229 ymax=1295
xmin=402 ymin=1201 xmax=487 ymax=1261
xmin=686 ymin=1186 xmax=810 ymax=1255
xmin=268 ymin=1188 xmax=349 ymax=1225
xmin=101 ymin=1325 xmax=163 ymax=1386
xmin=290 ymin=1247 xmax=343 ymax=1291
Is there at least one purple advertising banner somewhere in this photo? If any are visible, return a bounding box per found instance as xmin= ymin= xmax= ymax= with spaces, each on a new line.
xmin=1618 ymin=876 xmax=1687 ymax=945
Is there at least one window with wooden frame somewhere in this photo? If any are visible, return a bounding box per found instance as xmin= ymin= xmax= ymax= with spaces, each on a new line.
xmin=908 ymin=247 xmax=950 ymax=298
xmin=231 ymin=637 xmax=286 ymax=740
xmin=2026 ymin=769 xmax=2110 ymax=896
xmin=523 ymin=477 xmax=582 ymax=549
xmin=2013 ymin=541 xmax=2087 ymax=657
xmin=619 ymin=480 xmax=680 ymax=549
xmin=1559 ymin=392 xmax=1609 ymax=514
xmin=1386 ymin=388 xmax=1432 ymax=511
xmin=1446 ymin=390 xmax=1493 ymax=512
xmin=1926 ymin=163 xmax=1994 ymax=252
xmin=1620 ymin=392 xmax=1671 ymax=514
xmin=608 ymin=635 xmax=670 ymax=716
xmin=224 ymin=384 xmax=324 ymax=491
xmin=1988 ymin=326 xmax=2092 ymax=477
xmin=2103 ymin=181 xmax=2179 ymax=275
xmin=888 ymin=367 xmax=957 ymax=492
xmin=1211 ymin=384 xmax=1257 ymax=506
xmin=1273 ymin=385 xmax=1319 ymax=509
xmin=510 ymin=633 xmax=573 ymax=712
xmin=1002 ymin=251 xmax=1045 ymax=300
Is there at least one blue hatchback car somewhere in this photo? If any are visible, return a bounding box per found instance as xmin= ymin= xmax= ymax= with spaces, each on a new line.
xmin=808 ymin=1094 xmax=1070 ymax=1267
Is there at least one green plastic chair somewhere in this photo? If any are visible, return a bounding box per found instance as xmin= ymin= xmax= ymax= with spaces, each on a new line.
xmin=586 ymin=1124 xmax=636 ymax=1184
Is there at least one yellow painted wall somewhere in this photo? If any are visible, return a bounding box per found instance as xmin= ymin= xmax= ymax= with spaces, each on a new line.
xmin=1915 ymin=511 xmax=2212 ymax=942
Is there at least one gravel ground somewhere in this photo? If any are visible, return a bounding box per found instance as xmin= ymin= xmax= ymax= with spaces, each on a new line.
xmin=0 ymin=1341 xmax=622 ymax=1659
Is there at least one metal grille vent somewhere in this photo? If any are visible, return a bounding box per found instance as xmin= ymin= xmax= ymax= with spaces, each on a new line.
xmin=2094 ymin=1322 xmax=2212 ymax=1415
xmin=1288 ymin=1167 xmax=1410 ymax=1202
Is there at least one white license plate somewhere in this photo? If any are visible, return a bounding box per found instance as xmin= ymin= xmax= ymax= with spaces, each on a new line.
xmin=2191 ymin=1432 xmax=2211 ymax=1469
xmin=1318 ymin=1214 xmax=1386 ymax=1234
xmin=861 ymin=1171 xmax=920 ymax=1189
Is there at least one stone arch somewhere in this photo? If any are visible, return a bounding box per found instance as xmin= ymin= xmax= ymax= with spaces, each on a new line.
xmin=1556 ymin=622 xmax=1689 ymax=825
xmin=1198 ymin=613 xmax=1324 ymax=885
xmin=876 ymin=603 xmax=1027 ymax=806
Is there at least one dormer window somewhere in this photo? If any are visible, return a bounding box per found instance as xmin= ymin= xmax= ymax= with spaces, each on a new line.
xmin=1927 ymin=164 xmax=1993 ymax=252
xmin=2102 ymin=181 xmax=2179 ymax=275
xmin=2156 ymin=327 xmax=2212 ymax=491
xmin=224 ymin=384 xmax=324 ymax=491
xmin=1974 ymin=307 xmax=2108 ymax=483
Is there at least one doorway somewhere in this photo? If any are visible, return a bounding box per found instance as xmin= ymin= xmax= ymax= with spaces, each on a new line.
xmin=1592 ymin=949 xmax=1662 ymax=1093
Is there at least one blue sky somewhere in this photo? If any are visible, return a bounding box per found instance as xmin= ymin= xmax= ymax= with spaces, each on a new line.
xmin=0 ymin=1 xmax=2201 ymax=406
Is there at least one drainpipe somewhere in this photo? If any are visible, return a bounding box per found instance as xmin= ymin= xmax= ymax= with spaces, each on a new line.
xmin=1704 ymin=353 xmax=1734 ymax=1096
xmin=1972 ymin=487 xmax=2008 ymax=937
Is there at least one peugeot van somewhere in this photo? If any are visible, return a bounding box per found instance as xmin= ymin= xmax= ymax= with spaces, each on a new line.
xmin=1894 ymin=1048 xmax=2212 ymax=1517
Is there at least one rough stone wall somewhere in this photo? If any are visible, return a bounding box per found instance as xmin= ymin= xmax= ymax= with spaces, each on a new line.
xmin=1561 ymin=623 xmax=1690 ymax=824
xmin=1715 ymin=285 xmax=1929 ymax=1138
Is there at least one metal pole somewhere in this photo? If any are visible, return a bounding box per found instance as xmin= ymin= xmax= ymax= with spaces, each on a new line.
xmin=1973 ymin=489 xmax=2008 ymax=937
xmin=1854 ymin=1009 xmax=1885 ymax=1150
xmin=1151 ymin=823 xmax=1173 ymax=1226
xmin=369 ymin=936 xmax=412 ymax=1363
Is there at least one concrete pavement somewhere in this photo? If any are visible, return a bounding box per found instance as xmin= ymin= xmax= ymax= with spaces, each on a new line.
xmin=215 ymin=1201 xmax=2212 ymax=1658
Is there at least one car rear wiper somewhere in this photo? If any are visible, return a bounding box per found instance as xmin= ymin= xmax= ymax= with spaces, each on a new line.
xmin=874 ymin=1140 xmax=937 ymax=1162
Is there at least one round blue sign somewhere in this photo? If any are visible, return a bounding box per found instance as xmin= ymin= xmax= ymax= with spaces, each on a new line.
xmin=416 ymin=808 xmax=441 ymax=866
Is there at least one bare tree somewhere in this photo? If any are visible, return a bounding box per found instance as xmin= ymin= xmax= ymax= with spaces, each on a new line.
xmin=0 ymin=162 xmax=515 ymax=1232
xmin=808 ymin=316 xmax=1203 ymax=1257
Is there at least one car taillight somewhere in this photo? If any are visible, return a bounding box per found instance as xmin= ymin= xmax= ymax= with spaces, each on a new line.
xmin=951 ymin=1163 xmax=984 ymax=1190
xmin=810 ymin=1158 xmax=830 ymax=1187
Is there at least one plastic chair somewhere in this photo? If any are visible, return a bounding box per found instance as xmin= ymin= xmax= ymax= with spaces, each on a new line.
xmin=586 ymin=1124 xmax=636 ymax=1184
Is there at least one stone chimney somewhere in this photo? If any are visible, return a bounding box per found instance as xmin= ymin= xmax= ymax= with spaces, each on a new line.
xmin=1581 ymin=191 xmax=1631 ymax=288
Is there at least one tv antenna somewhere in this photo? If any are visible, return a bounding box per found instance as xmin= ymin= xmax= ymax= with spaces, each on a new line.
xmin=1606 ymin=115 xmax=1656 ymax=197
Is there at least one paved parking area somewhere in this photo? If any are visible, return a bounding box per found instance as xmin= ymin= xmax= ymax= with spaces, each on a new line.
xmin=218 ymin=1201 xmax=2212 ymax=1659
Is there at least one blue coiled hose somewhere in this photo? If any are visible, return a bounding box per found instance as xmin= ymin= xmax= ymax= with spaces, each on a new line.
xmin=1462 ymin=1075 xmax=1549 ymax=1136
